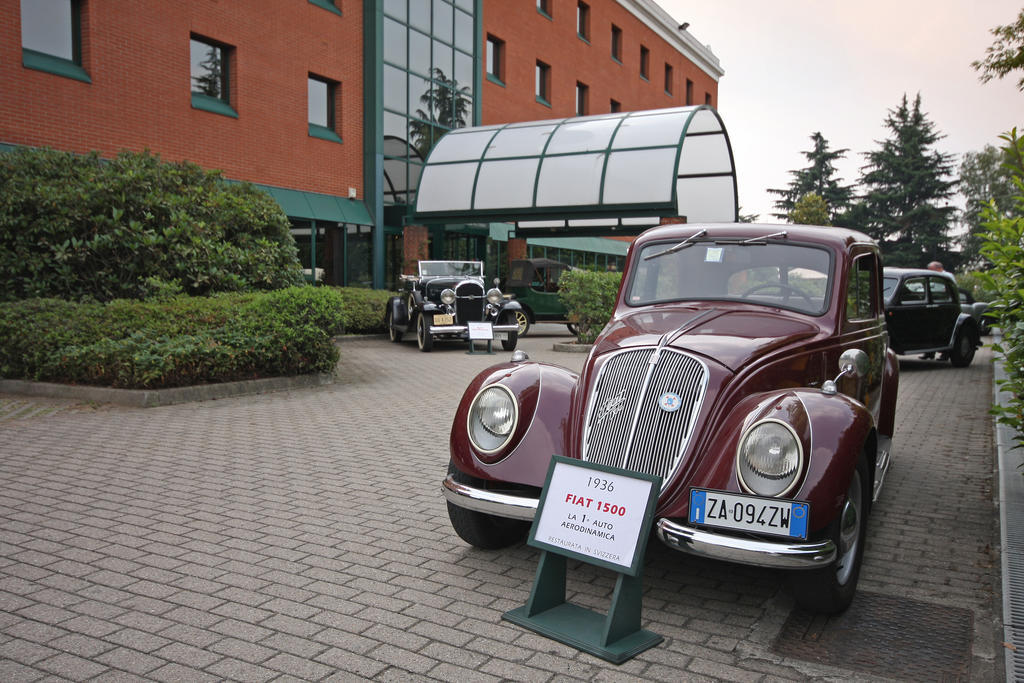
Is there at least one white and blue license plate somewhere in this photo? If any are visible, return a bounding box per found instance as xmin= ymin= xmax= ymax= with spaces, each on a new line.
xmin=689 ymin=489 xmax=809 ymax=540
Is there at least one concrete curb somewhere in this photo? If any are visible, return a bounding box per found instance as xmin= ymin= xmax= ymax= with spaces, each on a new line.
xmin=0 ymin=373 xmax=335 ymax=408
xmin=552 ymin=342 xmax=593 ymax=353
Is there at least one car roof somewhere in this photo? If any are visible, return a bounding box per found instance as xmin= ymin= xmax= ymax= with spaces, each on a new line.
xmin=632 ymin=223 xmax=876 ymax=252
xmin=883 ymin=267 xmax=955 ymax=281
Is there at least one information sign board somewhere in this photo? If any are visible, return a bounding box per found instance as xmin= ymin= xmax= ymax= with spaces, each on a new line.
xmin=467 ymin=321 xmax=493 ymax=340
xmin=528 ymin=457 xmax=661 ymax=577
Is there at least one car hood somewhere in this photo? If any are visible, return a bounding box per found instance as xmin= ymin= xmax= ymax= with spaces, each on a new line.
xmin=595 ymin=306 xmax=821 ymax=372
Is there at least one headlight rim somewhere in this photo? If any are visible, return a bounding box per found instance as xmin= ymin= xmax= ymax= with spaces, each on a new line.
xmin=467 ymin=383 xmax=519 ymax=456
xmin=440 ymin=288 xmax=456 ymax=305
xmin=735 ymin=418 xmax=805 ymax=498
xmin=486 ymin=287 xmax=503 ymax=305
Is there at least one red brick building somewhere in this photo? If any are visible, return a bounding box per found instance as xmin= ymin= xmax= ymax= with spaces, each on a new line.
xmin=1 ymin=0 xmax=721 ymax=288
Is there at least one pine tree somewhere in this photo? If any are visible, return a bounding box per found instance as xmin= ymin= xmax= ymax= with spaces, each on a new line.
xmin=767 ymin=132 xmax=854 ymax=222
xmin=857 ymin=94 xmax=957 ymax=268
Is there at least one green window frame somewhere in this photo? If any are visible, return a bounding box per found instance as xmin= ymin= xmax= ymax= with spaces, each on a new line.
xmin=576 ymin=1 xmax=590 ymax=42
xmin=20 ymin=0 xmax=90 ymax=83
xmin=536 ymin=60 xmax=550 ymax=107
xmin=486 ymin=34 xmax=505 ymax=85
xmin=537 ymin=0 xmax=552 ymax=20
xmin=190 ymin=35 xmax=237 ymax=118
xmin=575 ymin=81 xmax=588 ymax=116
xmin=611 ymin=24 xmax=622 ymax=63
xmin=308 ymin=0 xmax=341 ymax=16
xmin=639 ymin=45 xmax=649 ymax=80
xmin=308 ymin=74 xmax=342 ymax=143
xmin=664 ymin=63 xmax=673 ymax=96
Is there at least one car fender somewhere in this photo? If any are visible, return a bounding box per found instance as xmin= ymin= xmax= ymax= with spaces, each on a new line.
xmin=497 ymin=299 xmax=523 ymax=314
xmin=664 ymin=388 xmax=875 ymax=534
xmin=386 ymin=296 xmax=408 ymax=327
xmin=951 ymin=313 xmax=980 ymax=347
xmin=449 ymin=361 xmax=577 ymax=486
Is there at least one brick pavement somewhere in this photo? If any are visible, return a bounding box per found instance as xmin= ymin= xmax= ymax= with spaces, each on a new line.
xmin=0 ymin=327 xmax=1002 ymax=681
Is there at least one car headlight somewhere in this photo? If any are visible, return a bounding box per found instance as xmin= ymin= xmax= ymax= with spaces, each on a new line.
xmin=736 ymin=419 xmax=803 ymax=497
xmin=486 ymin=288 xmax=503 ymax=305
xmin=468 ymin=384 xmax=518 ymax=454
xmin=440 ymin=288 xmax=456 ymax=305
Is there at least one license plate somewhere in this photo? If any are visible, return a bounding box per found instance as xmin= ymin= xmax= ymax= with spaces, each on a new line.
xmin=689 ymin=489 xmax=809 ymax=540
xmin=493 ymin=332 xmax=508 ymax=341
xmin=433 ymin=313 xmax=453 ymax=325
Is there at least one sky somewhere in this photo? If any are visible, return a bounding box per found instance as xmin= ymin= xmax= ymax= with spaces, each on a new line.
xmin=659 ymin=0 xmax=1023 ymax=223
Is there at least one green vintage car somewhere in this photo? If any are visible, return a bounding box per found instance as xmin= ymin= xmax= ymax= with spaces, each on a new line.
xmin=505 ymin=258 xmax=578 ymax=336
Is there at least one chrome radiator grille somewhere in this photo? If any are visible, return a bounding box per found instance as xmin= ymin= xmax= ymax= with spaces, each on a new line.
xmin=582 ymin=347 xmax=708 ymax=486
xmin=455 ymin=282 xmax=484 ymax=323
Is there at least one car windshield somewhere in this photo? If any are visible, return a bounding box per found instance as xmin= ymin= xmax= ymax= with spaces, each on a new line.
xmin=628 ymin=240 xmax=832 ymax=315
xmin=418 ymin=261 xmax=483 ymax=278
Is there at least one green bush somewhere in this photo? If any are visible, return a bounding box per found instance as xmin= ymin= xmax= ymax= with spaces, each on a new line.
xmin=336 ymin=287 xmax=394 ymax=334
xmin=0 ymin=147 xmax=305 ymax=302
xmin=558 ymin=269 xmax=623 ymax=344
xmin=0 ymin=288 xmax=340 ymax=388
xmin=978 ymin=128 xmax=1024 ymax=449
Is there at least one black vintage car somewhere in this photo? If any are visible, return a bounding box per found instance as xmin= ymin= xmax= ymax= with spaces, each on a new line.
xmin=385 ymin=260 xmax=522 ymax=352
xmin=882 ymin=267 xmax=981 ymax=367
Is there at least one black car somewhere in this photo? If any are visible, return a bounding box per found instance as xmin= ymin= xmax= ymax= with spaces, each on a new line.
xmin=385 ymin=260 xmax=521 ymax=352
xmin=882 ymin=267 xmax=980 ymax=367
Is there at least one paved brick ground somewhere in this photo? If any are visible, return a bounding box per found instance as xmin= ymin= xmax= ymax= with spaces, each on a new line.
xmin=0 ymin=327 xmax=1002 ymax=681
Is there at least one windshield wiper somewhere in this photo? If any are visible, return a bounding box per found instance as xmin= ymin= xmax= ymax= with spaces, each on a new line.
xmin=740 ymin=230 xmax=787 ymax=244
xmin=644 ymin=228 xmax=708 ymax=260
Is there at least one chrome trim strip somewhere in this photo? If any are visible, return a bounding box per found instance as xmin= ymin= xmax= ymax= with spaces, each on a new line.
xmin=429 ymin=324 xmax=519 ymax=334
xmin=873 ymin=435 xmax=892 ymax=502
xmin=656 ymin=518 xmax=837 ymax=569
xmin=441 ymin=474 xmax=538 ymax=521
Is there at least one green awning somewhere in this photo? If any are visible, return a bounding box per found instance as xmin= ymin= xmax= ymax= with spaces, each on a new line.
xmin=253 ymin=184 xmax=373 ymax=225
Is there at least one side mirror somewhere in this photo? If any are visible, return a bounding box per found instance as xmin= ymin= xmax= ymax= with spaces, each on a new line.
xmin=822 ymin=348 xmax=869 ymax=395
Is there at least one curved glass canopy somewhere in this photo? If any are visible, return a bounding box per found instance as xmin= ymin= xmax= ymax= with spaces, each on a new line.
xmin=413 ymin=105 xmax=737 ymax=236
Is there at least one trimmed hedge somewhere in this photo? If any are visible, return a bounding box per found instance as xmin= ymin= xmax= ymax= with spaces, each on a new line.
xmin=337 ymin=287 xmax=393 ymax=334
xmin=0 ymin=147 xmax=305 ymax=302
xmin=558 ymin=269 xmax=623 ymax=344
xmin=0 ymin=287 xmax=349 ymax=388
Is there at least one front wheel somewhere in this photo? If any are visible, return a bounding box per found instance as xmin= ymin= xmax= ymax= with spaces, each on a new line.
xmin=790 ymin=454 xmax=869 ymax=614
xmin=416 ymin=314 xmax=433 ymax=352
xmin=949 ymin=328 xmax=976 ymax=367
xmin=446 ymin=464 xmax=529 ymax=549
xmin=500 ymin=313 xmax=519 ymax=351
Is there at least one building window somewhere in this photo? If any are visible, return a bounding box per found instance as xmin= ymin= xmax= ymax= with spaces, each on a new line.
xmin=705 ymin=92 xmax=712 ymax=105
xmin=639 ymin=45 xmax=649 ymax=80
xmin=20 ymin=0 xmax=90 ymax=82
xmin=535 ymin=60 xmax=550 ymax=106
xmin=537 ymin=0 xmax=551 ymax=19
xmin=610 ymin=99 xmax=621 ymax=113
xmin=308 ymin=75 xmax=341 ymax=142
xmin=190 ymin=35 xmax=236 ymax=117
xmin=576 ymin=2 xmax=589 ymax=41
xmin=486 ymin=34 xmax=504 ymax=84
xmin=664 ymin=63 xmax=673 ymax=95
xmin=610 ymin=24 xmax=622 ymax=62
xmin=576 ymin=81 xmax=588 ymax=116
xmin=686 ymin=78 xmax=694 ymax=105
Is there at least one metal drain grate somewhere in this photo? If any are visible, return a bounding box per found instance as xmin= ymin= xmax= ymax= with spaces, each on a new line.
xmin=773 ymin=592 xmax=972 ymax=679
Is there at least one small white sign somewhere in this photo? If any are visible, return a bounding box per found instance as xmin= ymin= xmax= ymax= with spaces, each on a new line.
xmin=532 ymin=460 xmax=657 ymax=572
xmin=468 ymin=321 xmax=493 ymax=340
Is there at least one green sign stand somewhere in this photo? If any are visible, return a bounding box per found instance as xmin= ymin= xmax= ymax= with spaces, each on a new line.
xmin=466 ymin=322 xmax=496 ymax=355
xmin=465 ymin=338 xmax=495 ymax=355
xmin=502 ymin=457 xmax=663 ymax=664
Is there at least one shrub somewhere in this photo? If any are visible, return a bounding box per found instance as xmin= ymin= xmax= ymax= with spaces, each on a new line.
xmin=336 ymin=287 xmax=394 ymax=334
xmin=0 ymin=147 xmax=305 ymax=302
xmin=558 ymin=269 xmax=623 ymax=344
xmin=978 ymin=128 xmax=1024 ymax=450
xmin=0 ymin=289 xmax=340 ymax=388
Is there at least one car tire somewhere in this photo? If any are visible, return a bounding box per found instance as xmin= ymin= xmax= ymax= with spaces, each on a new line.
xmin=416 ymin=314 xmax=433 ymax=352
xmin=949 ymin=328 xmax=976 ymax=367
xmin=500 ymin=313 xmax=518 ymax=351
xmin=514 ymin=310 xmax=531 ymax=337
xmin=446 ymin=463 xmax=529 ymax=549
xmin=386 ymin=308 xmax=403 ymax=343
xmin=790 ymin=453 xmax=869 ymax=614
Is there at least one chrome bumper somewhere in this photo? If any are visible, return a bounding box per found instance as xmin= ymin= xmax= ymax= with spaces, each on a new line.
xmin=429 ymin=323 xmax=519 ymax=336
xmin=442 ymin=474 xmax=837 ymax=569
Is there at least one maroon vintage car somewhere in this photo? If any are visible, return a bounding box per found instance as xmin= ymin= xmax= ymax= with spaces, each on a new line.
xmin=442 ymin=223 xmax=898 ymax=614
